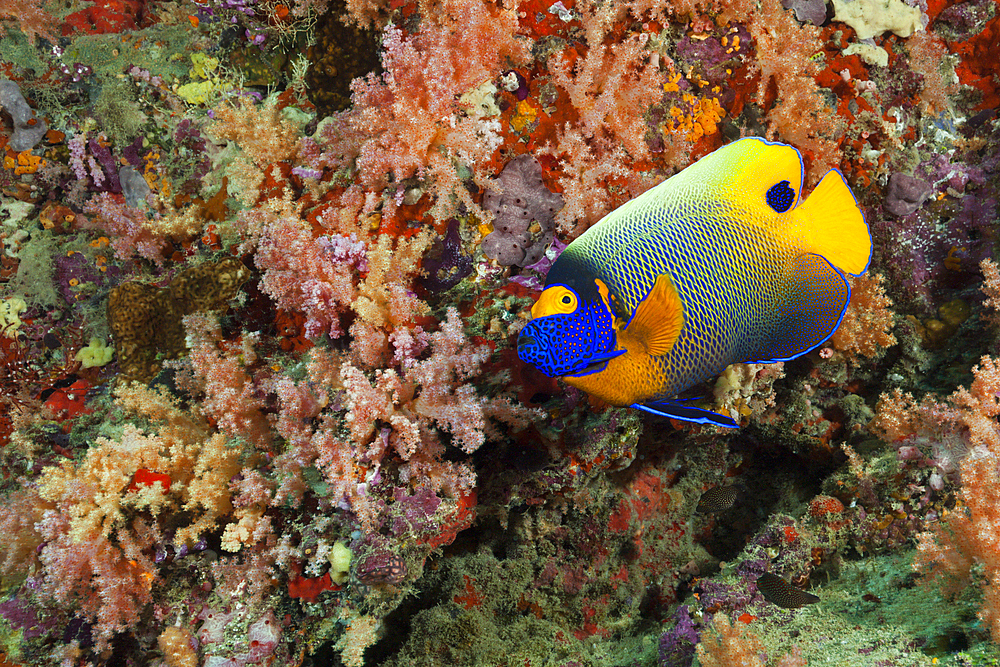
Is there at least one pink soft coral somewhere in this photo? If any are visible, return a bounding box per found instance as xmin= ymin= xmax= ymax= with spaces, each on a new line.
xmin=326 ymin=0 xmax=529 ymax=220
xmin=905 ymin=357 xmax=1000 ymax=640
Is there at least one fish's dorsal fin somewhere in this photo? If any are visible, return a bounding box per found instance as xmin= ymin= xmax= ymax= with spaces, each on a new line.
xmin=659 ymin=137 xmax=804 ymax=210
xmin=751 ymin=253 xmax=850 ymax=363
xmin=788 ymin=169 xmax=871 ymax=276
xmin=620 ymin=274 xmax=683 ymax=356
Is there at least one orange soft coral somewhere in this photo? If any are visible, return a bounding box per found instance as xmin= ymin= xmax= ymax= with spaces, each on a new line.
xmin=0 ymin=384 xmax=244 ymax=648
xmin=345 ymin=0 xmax=530 ymax=221
xmin=830 ymin=273 xmax=897 ymax=361
xmin=750 ymin=0 xmax=845 ymax=182
xmin=980 ymin=259 xmax=1000 ymax=327
xmin=884 ymin=357 xmax=1000 ymax=641
xmin=696 ymin=615 xmax=767 ymax=667
xmin=542 ymin=1 xmax=667 ymax=237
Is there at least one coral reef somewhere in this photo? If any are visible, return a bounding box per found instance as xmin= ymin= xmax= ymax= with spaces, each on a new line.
xmin=0 ymin=0 xmax=998 ymax=664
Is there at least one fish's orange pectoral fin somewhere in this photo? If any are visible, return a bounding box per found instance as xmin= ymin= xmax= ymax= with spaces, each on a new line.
xmin=620 ymin=274 xmax=683 ymax=356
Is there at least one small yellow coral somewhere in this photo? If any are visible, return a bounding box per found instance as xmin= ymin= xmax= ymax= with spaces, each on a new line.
xmin=176 ymin=53 xmax=232 ymax=105
xmin=75 ymin=337 xmax=114 ymax=368
xmin=5 ymin=150 xmax=45 ymax=175
xmin=190 ymin=52 xmax=219 ymax=80
xmin=0 ymin=297 xmax=27 ymax=332
xmin=510 ymin=99 xmax=538 ymax=132
xmin=220 ymin=505 xmax=266 ymax=552
xmin=667 ymin=94 xmax=725 ymax=141
xmin=664 ymin=71 xmax=682 ymax=93
xmin=328 ymin=541 xmax=352 ymax=584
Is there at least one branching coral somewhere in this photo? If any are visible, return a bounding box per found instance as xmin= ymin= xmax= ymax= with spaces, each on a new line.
xmin=331 ymin=0 xmax=529 ymax=221
xmin=906 ymin=31 xmax=958 ymax=115
xmin=349 ymin=231 xmax=434 ymax=367
xmin=342 ymin=307 xmax=540 ymax=498
xmin=981 ymin=258 xmax=1000 ymax=327
xmin=211 ymin=98 xmax=303 ymax=168
xmin=908 ymin=357 xmax=1000 ymax=640
xmin=750 ymin=0 xmax=844 ymax=182
xmin=183 ymin=313 xmax=272 ymax=448
xmin=695 ymin=614 xmax=767 ymax=667
xmin=830 ymin=273 xmax=897 ymax=361
xmin=250 ymin=203 xmax=432 ymax=368
xmin=0 ymin=383 xmax=242 ymax=648
xmin=542 ymin=0 xmax=666 ymax=237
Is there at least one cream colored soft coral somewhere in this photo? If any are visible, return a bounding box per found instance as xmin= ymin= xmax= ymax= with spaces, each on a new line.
xmin=158 ymin=626 xmax=198 ymax=667
xmin=830 ymin=273 xmax=897 ymax=361
xmin=38 ymin=383 xmax=241 ymax=546
xmin=696 ymin=614 xmax=767 ymax=667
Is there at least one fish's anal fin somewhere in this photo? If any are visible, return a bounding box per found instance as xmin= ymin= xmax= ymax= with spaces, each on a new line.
xmin=620 ymin=274 xmax=683 ymax=356
xmin=790 ymin=169 xmax=871 ymax=276
xmin=753 ymin=253 xmax=850 ymax=364
xmin=631 ymin=400 xmax=739 ymax=428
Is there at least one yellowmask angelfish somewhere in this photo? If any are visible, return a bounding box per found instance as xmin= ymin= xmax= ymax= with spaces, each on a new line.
xmin=517 ymin=137 xmax=871 ymax=427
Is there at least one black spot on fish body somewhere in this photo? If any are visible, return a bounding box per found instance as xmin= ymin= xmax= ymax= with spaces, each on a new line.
xmin=766 ymin=180 xmax=795 ymax=213
xmin=755 ymin=573 xmax=820 ymax=609
xmin=697 ymin=485 xmax=740 ymax=513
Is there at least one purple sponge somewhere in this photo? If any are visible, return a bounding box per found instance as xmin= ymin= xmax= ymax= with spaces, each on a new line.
xmin=884 ymin=172 xmax=933 ymax=217
xmin=482 ymin=154 xmax=563 ymax=267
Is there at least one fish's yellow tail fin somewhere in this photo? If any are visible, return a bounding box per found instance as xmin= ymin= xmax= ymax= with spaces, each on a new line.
xmin=790 ymin=169 xmax=871 ymax=276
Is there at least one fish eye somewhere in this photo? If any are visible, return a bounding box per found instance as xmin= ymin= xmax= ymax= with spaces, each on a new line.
xmin=530 ymin=285 xmax=579 ymax=319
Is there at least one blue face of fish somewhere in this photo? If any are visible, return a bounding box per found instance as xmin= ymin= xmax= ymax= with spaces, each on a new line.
xmin=516 ymin=281 xmax=622 ymax=377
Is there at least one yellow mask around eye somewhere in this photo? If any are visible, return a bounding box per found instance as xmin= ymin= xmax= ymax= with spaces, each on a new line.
xmin=531 ymin=285 xmax=578 ymax=318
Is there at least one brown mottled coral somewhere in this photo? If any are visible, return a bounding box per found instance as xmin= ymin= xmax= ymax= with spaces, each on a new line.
xmin=108 ymin=258 xmax=249 ymax=382
xmin=305 ymin=0 xmax=382 ymax=116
